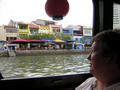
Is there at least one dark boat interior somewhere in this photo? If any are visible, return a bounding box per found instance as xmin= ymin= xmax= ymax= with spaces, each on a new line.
xmin=0 ymin=73 xmax=92 ymax=89
xmin=0 ymin=0 xmax=120 ymax=89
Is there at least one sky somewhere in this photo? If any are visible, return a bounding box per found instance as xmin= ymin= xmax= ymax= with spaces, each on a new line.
xmin=0 ymin=0 xmax=93 ymax=27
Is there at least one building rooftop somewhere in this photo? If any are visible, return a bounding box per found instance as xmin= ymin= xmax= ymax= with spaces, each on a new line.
xmin=29 ymin=24 xmax=39 ymax=29
xmin=4 ymin=25 xmax=16 ymax=28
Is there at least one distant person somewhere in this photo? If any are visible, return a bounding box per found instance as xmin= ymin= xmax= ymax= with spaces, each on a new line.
xmin=76 ymin=30 xmax=120 ymax=90
xmin=56 ymin=44 xmax=59 ymax=49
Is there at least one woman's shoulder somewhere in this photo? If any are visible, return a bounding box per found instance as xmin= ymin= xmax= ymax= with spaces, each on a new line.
xmin=105 ymin=82 xmax=120 ymax=90
xmin=75 ymin=77 xmax=97 ymax=90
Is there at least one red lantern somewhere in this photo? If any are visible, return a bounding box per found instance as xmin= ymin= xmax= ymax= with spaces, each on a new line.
xmin=45 ymin=0 xmax=69 ymax=20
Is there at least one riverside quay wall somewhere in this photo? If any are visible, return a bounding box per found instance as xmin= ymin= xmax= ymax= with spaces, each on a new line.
xmin=0 ymin=49 xmax=90 ymax=57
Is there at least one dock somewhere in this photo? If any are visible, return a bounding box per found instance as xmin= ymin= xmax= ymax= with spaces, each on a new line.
xmin=7 ymin=50 xmax=16 ymax=57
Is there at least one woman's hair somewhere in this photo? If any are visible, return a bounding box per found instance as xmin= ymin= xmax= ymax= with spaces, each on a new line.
xmin=92 ymin=30 xmax=120 ymax=67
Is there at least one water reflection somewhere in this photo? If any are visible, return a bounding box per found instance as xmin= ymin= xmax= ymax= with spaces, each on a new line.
xmin=0 ymin=54 xmax=90 ymax=79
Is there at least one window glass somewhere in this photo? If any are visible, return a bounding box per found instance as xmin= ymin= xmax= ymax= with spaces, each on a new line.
xmin=0 ymin=0 xmax=93 ymax=79
xmin=113 ymin=3 xmax=120 ymax=29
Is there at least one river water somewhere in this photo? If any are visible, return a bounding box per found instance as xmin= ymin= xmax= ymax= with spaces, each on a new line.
xmin=0 ymin=54 xmax=90 ymax=79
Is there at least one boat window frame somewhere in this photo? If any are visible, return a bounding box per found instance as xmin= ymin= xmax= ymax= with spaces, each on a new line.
xmin=93 ymin=0 xmax=113 ymax=35
xmin=93 ymin=0 xmax=120 ymax=36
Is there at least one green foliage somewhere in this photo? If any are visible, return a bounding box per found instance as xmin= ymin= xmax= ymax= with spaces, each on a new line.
xmin=19 ymin=35 xmax=29 ymax=40
xmin=21 ymin=33 xmax=72 ymax=40
xmin=54 ymin=32 xmax=72 ymax=40
xmin=54 ymin=32 xmax=62 ymax=39
xmin=28 ymin=33 xmax=55 ymax=40
xmin=61 ymin=33 xmax=72 ymax=40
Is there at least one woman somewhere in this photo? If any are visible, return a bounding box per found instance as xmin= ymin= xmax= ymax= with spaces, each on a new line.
xmin=76 ymin=30 xmax=120 ymax=90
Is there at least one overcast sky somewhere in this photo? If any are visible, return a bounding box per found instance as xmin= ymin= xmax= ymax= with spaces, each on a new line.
xmin=0 ymin=0 xmax=93 ymax=27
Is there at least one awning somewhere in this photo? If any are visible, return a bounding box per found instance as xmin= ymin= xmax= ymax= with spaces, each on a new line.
xmin=39 ymin=39 xmax=55 ymax=43
xmin=12 ymin=39 xmax=28 ymax=43
xmin=28 ymin=40 xmax=44 ymax=43
xmin=12 ymin=39 xmax=44 ymax=43
xmin=54 ymin=39 xmax=65 ymax=43
xmin=7 ymin=44 xmax=17 ymax=47
xmin=65 ymin=40 xmax=74 ymax=42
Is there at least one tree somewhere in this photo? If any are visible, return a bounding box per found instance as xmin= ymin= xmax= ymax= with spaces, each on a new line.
xmin=61 ymin=33 xmax=72 ymax=40
xmin=21 ymin=33 xmax=72 ymax=40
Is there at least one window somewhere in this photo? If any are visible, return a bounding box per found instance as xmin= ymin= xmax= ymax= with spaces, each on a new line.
xmin=0 ymin=0 xmax=93 ymax=79
xmin=6 ymin=28 xmax=17 ymax=33
xmin=19 ymin=25 xmax=28 ymax=29
xmin=113 ymin=3 xmax=120 ymax=29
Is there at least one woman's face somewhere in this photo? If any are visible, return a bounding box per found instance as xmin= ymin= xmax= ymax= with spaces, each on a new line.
xmin=87 ymin=41 xmax=107 ymax=75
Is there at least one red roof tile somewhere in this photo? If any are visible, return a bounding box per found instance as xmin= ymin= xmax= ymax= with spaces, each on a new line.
xmin=29 ymin=24 xmax=39 ymax=29
xmin=4 ymin=25 xmax=16 ymax=28
xmin=18 ymin=22 xmax=27 ymax=25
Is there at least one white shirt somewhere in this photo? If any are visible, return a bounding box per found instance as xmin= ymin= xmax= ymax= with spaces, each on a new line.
xmin=75 ymin=77 xmax=120 ymax=90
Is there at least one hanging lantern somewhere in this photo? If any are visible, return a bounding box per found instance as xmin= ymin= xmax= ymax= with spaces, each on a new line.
xmin=45 ymin=0 xmax=69 ymax=20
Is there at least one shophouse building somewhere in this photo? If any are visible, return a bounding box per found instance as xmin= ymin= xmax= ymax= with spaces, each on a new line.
xmin=0 ymin=26 xmax=6 ymax=42
xmin=2 ymin=25 xmax=17 ymax=43
xmin=38 ymin=25 xmax=51 ymax=34
xmin=65 ymin=25 xmax=83 ymax=42
xmin=29 ymin=24 xmax=39 ymax=35
xmin=62 ymin=25 xmax=93 ymax=49
xmin=32 ymin=19 xmax=56 ymax=34
xmin=83 ymin=26 xmax=93 ymax=46
xmin=62 ymin=25 xmax=83 ymax=49
xmin=51 ymin=25 xmax=62 ymax=34
xmin=17 ymin=22 xmax=29 ymax=38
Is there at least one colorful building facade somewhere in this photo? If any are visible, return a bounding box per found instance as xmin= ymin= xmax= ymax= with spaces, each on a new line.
xmin=29 ymin=24 xmax=39 ymax=35
xmin=0 ymin=26 xmax=6 ymax=41
xmin=0 ymin=25 xmax=17 ymax=43
xmin=18 ymin=22 xmax=29 ymax=38
xmin=83 ymin=26 xmax=93 ymax=46
xmin=39 ymin=25 xmax=51 ymax=34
